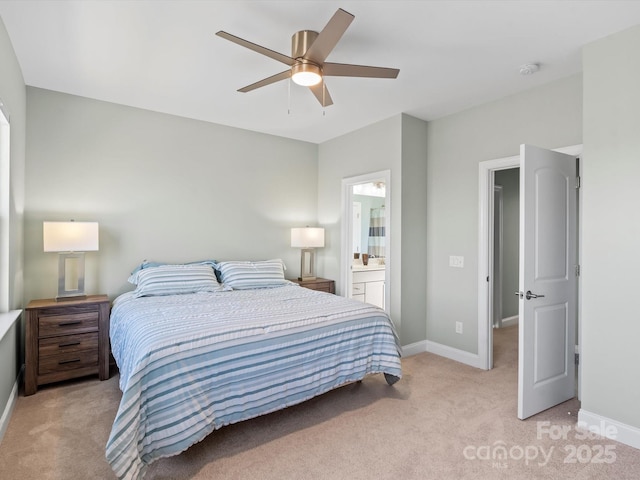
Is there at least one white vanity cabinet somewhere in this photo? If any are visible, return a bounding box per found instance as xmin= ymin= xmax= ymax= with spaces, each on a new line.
xmin=351 ymin=268 xmax=385 ymax=309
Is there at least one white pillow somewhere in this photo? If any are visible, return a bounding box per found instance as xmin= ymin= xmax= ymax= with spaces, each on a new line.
xmin=133 ymin=264 xmax=223 ymax=298
xmin=215 ymin=259 xmax=289 ymax=290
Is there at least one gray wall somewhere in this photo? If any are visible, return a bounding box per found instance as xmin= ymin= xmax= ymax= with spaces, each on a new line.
xmin=318 ymin=114 xmax=403 ymax=335
xmin=24 ymin=88 xmax=319 ymax=301
xmin=494 ymin=168 xmax=519 ymax=320
xmin=0 ymin=16 xmax=26 ymax=432
xmin=581 ymin=25 xmax=640 ymax=431
xmin=400 ymin=114 xmax=428 ymax=344
xmin=317 ymin=113 xmax=428 ymax=346
xmin=425 ymin=75 xmax=583 ymax=354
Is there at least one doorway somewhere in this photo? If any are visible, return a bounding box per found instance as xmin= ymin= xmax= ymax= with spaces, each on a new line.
xmin=478 ymin=146 xmax=581 ymax=365
xmin=493 ymin=184 xmax=504 ymax=329
xmin=342 ymin=170 xmax=391 ymax=312
xmin=492 ymin=170 xmax=520 ymax=331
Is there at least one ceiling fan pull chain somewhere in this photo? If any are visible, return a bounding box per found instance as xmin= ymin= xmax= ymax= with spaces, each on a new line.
xmin=322 ymin=82 xmax=326 ymax=116
xmin=287 ymin=78 xmax=292 ymax=115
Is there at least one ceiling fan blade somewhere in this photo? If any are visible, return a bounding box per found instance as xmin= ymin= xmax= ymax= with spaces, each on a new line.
xmin=323 ymin=62 xmax=400 ymax=79
xmin=216 ymin=31 xmax=295 ymax=66
xmin=303 ymin=9 xmax=354 ymax=65
xmin=309 ymin=81 xmax=334 ymax=107
xmin=238 ymin=70 xmax=291 ymax=93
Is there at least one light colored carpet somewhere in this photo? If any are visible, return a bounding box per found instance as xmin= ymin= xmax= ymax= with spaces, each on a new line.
xmin=1 ymin=325 xmax=639 ymax=479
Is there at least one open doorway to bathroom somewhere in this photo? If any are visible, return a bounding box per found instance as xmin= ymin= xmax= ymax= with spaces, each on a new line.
xmin=342 ymin=170 xmax=391 ymax=313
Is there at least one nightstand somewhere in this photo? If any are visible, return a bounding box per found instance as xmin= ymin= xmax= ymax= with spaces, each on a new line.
xmin=25 ymin=295 xmax=110 ymax=396
xmin=289 ymin=277 xmax=335 ymax=294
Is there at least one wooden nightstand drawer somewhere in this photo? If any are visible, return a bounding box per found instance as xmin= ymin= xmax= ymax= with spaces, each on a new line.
xmin=312 ymin=284 xmax=334 ymax=293
xmin=38 ymin=350 xmax=98 ymax=375
xmin=39 ymin=332 xmax=99 ymax=357
xmin=39 ymin=312 xmax=99 ymax=337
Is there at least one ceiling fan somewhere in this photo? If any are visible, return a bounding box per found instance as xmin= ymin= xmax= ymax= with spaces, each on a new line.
xmin=216 ymin=8 xmax=400 ymax=107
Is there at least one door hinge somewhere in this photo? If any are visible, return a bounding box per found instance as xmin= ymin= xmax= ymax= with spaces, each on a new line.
xmin=575 ymin=353 xmax=580 ymax=365
xmin=575 ymin=265 xmax=581 ymax=277
xmin=576 ymin=176 xmax=581 ymax=189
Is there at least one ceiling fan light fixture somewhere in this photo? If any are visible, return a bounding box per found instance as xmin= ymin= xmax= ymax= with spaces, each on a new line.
xmin=291 ymin=63 xmax=322 ymax=86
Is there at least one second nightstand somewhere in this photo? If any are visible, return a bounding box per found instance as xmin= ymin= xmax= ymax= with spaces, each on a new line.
xmin=25 ymin=294 xmax=110 ymax=396
xmin=289 ymin=277 xmax=335 ymax=294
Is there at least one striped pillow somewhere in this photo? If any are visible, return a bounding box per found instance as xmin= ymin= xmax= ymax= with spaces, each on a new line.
xmin=215 ymin=259 xmax=289 ymax=290
xmin=133 ymin=264 xmax=223 ymax=298
xmin=128 ymin=260 xmax=217 ymax=285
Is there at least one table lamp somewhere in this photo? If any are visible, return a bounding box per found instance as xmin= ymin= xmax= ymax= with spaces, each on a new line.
xmin=43 ymin=221 xmax=99 ymax=300
xmin=291 ymin=227 xmax=324 ymax=281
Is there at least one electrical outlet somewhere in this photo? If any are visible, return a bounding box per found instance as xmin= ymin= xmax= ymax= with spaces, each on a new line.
xmin=449 ymin=255 xmax=464 ymax=268
xmin=455 ymin=321 xmax=463 ymax=334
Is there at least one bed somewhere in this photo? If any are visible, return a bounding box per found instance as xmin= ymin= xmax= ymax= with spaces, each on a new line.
xmin=105 ymin=260 xmax=402 ymax=480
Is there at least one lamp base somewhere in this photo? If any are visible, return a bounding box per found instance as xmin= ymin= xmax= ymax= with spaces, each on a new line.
xmin=299 ymin=248 xmax=318 ymax=282
xmin=56 ymin=252 xmax=87 ymax=300
xmin=297 ymin=276 xmax=317 ymax=282
xmin=56 ymin=293 xmax=88 ymax=302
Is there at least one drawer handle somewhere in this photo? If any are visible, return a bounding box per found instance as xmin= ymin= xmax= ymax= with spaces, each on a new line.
xmin=58 ymin=358 xmax=81 ymax=365
xmin=58 ymin=341 xmax=81 ymax=348
xmin=58 ymin=321 xmax=82 ymax=327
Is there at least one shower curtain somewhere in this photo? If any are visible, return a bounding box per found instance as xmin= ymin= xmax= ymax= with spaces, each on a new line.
xmin=367 ymin=206 xmax=386 ymax=257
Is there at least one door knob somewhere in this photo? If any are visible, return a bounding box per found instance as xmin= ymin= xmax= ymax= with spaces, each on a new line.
xmin=525 ymin=290 xmax=544 ymax=300
xmin=515 ymin=291 xmax=545 ymax=300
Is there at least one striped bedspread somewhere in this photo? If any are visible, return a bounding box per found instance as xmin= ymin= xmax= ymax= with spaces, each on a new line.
xmin=106 ymin=284 xmax=402 ymax=480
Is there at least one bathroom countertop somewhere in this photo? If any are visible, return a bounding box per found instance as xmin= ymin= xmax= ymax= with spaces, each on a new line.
xmin=352 ymin=264 xmax=385 ymax=272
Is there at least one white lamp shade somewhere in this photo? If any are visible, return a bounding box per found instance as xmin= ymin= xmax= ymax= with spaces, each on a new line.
xmin=43 ymin=221 xmax=99 ymax=252
xmin=291 ymin=227 xmax=325 ymax=248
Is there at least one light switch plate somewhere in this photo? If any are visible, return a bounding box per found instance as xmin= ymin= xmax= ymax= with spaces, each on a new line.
xmin=449 ymin=255 xmax=464 ymax=268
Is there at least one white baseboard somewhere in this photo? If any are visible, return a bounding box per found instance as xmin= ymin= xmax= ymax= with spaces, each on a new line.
xmin=578 ymin=408 xmax=640 ymax=450
xmin=0 ymin=367 xmax=21 ymax=444
xmin=401 ymin=339 xmax=483 ymax=370
xmin=401 ymin=340 xmax=427 ymax=357
xmin=425 ymin=340 xmax=483 ymax=369
xmin=500 ymin=315 xmax=519 ymax=327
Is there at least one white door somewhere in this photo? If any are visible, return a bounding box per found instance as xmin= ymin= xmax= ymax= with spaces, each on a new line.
xmin=517 ymin=144 xmax=577 ymax=420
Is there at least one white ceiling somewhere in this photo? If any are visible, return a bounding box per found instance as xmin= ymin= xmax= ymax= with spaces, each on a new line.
xmin=2 ymin=1 xmax=640 ymax=144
